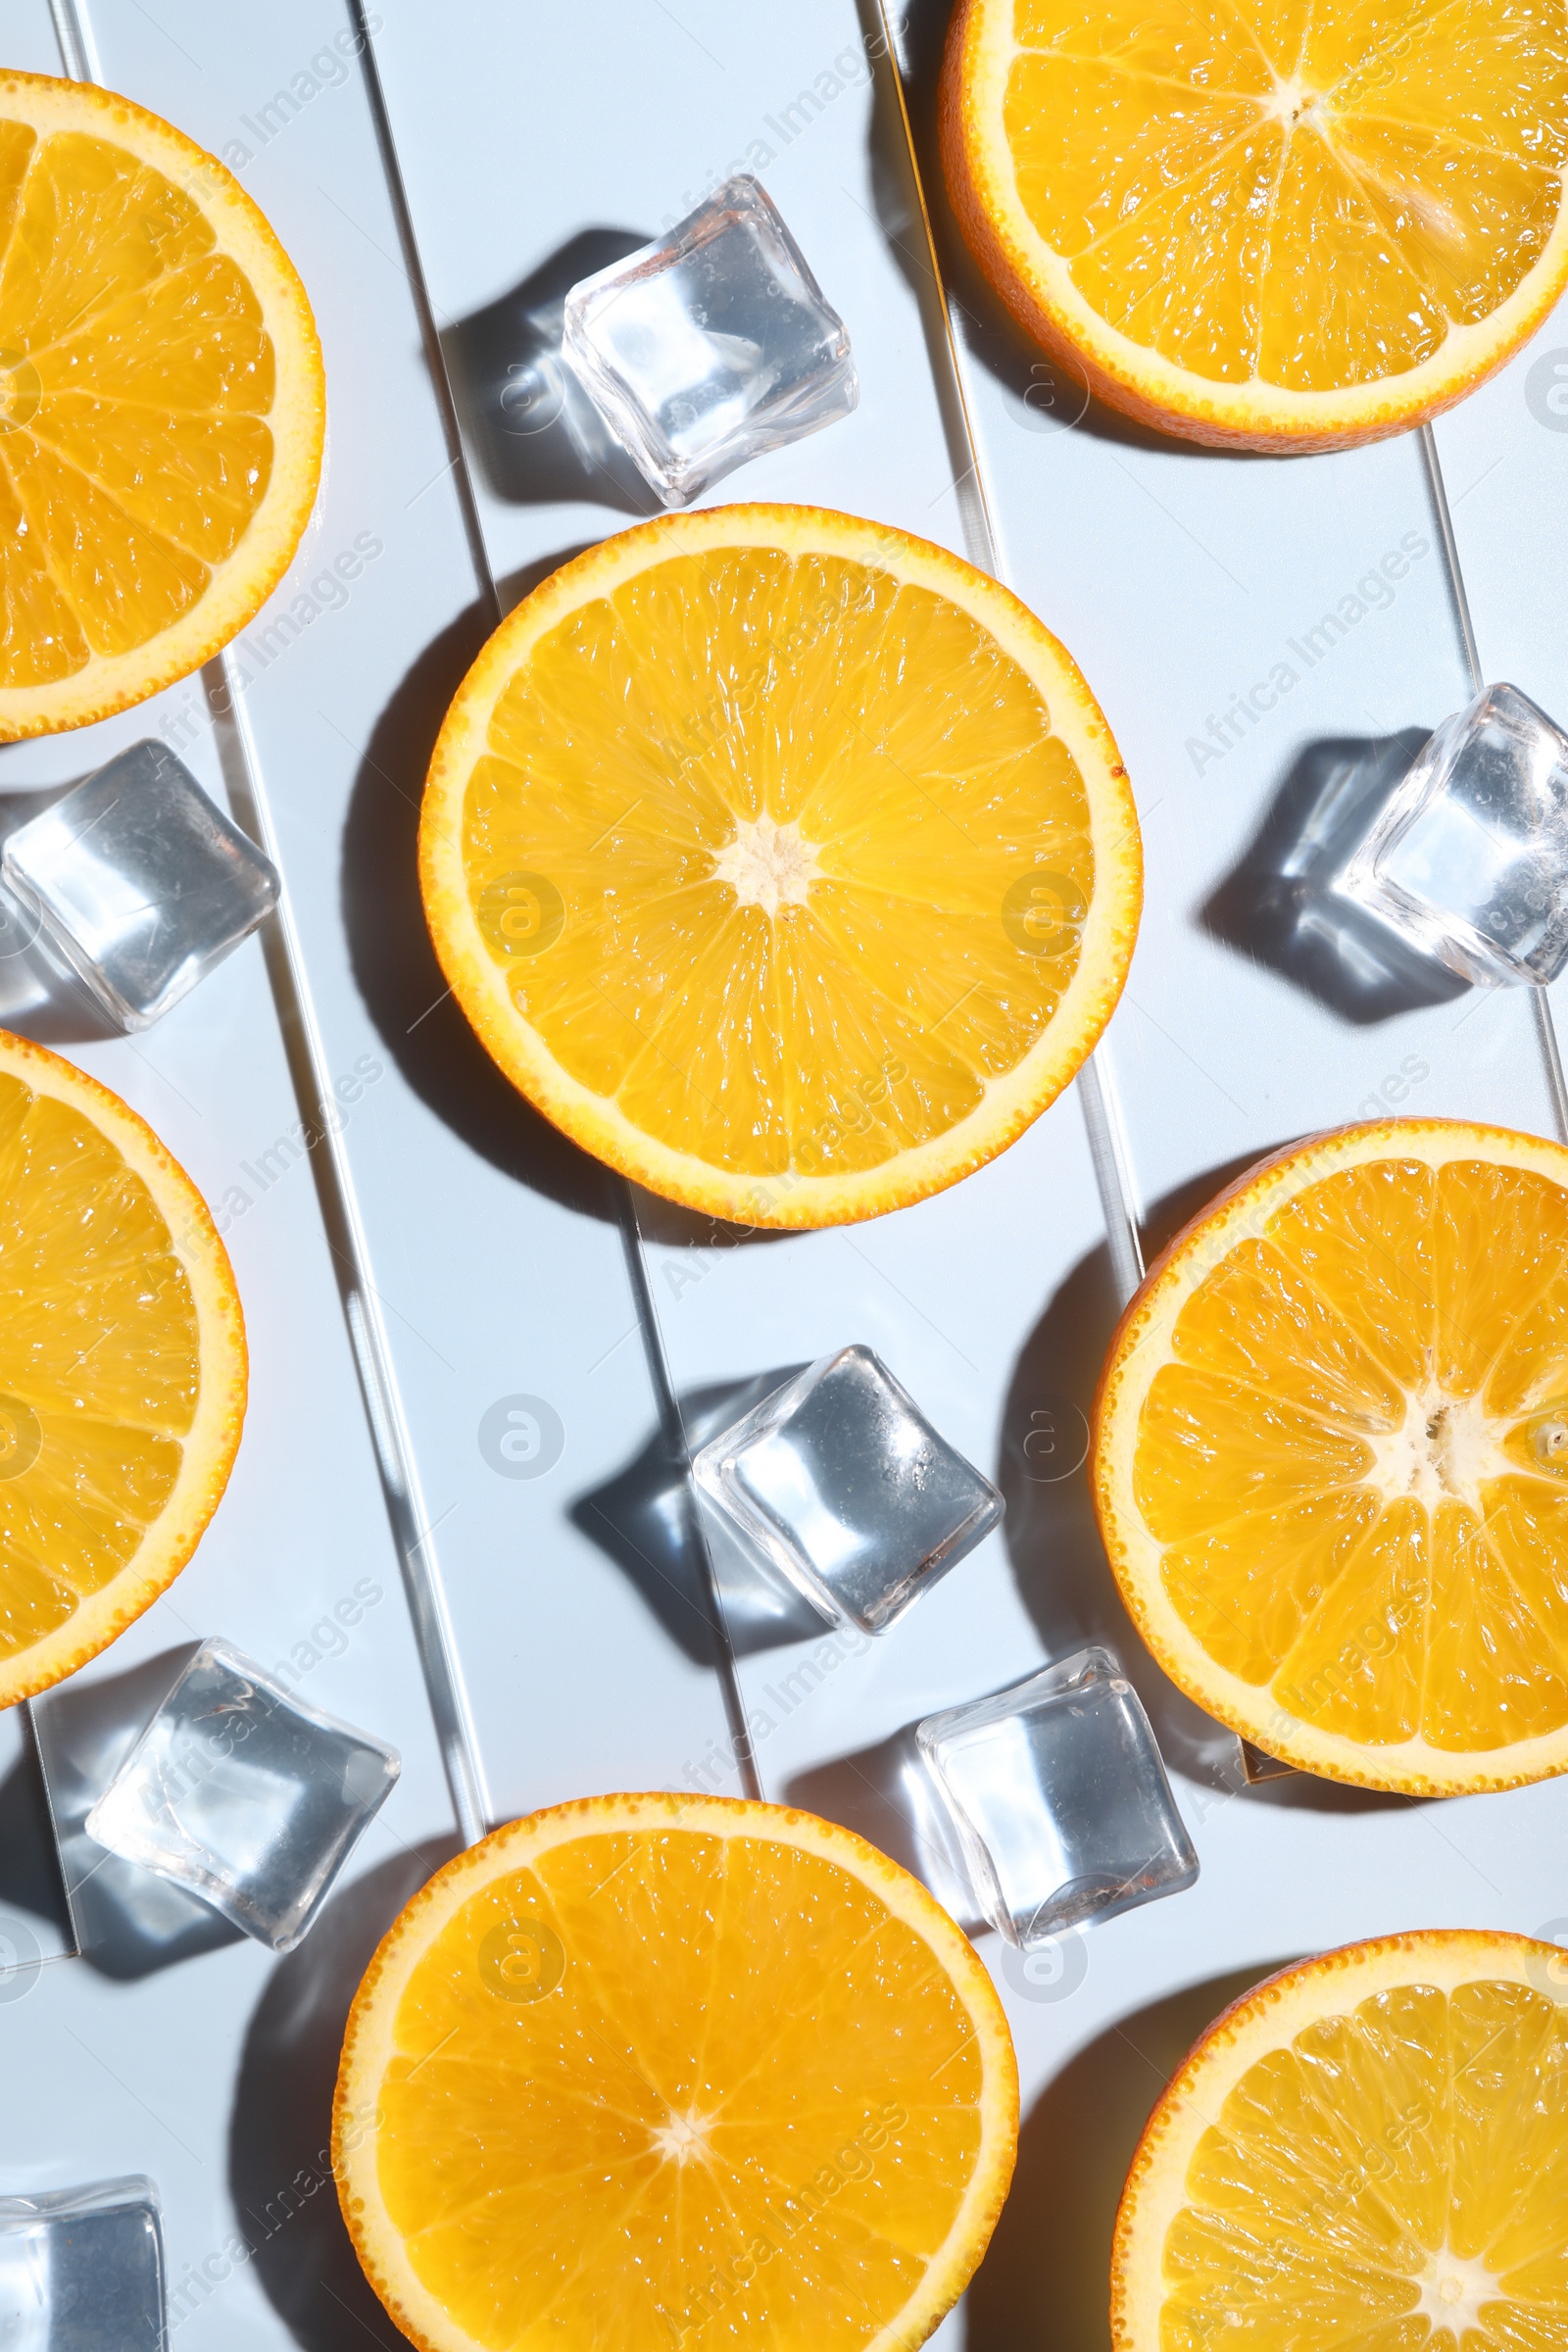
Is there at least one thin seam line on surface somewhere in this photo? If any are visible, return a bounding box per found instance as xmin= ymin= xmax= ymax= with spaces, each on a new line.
xmin=617 ymin=1200 xmax=761 ymax=1799
xmin=872 ymin=0 xmax=1148 ymax=1291
xmin=213 ymin=650 xmax=492 ymax=1848
xmin=349 ymin=0 xmax=501 ymax=633
xmin=1419 ymin=420 xmax=1568 ymax=1145
xmin=41 ymin=0 xmax=494 ymax=1853
xmin=867 ymin=0 xmax=1003 ymax=581
xmin=347 ymin=2 xmax=756 ymax=1794
xmin=1419 ymin=420 xmax=1483 ymax=694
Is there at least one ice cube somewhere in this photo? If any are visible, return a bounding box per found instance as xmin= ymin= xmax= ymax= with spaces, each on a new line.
xmin=30 ymin=1648 xmax=249 ymax=1975
xmin=561 ymin=175 xmax=858 ymax=504
xmin=2 ymin=741 xmax=279 ymax=1031
xmin=1337 ymin=683 xmax=1568 ymax=986
xmin=0 ymin=2176 xmax=166 ymax=2352
xmin=84 ymin=1639 xmax=400 ymax=1955
xmin=690 ymin=1346 xmax=1003 ymax=1635
xmin=916 ymin=1646 xmax=1199 ymax=1947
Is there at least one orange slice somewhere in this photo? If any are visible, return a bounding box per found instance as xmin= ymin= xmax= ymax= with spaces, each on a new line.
xmin=1093 ymin=1118 xmax=1568 ymax=1794
xmin=0 ymin=1030 xmax=244 ymax=1705
xmin=334 ymin=1792 xmax=1019 ymax=2352
xmin=419 ymin=503 xmax=1140 ymax=1228
xmin=1113 ymin=1930 xmax=1568 ymax=2352
xmin=0 ymin=71 xmax=323 ymax=739
xmin=941 ymin=0 xmax=1568 ymax=449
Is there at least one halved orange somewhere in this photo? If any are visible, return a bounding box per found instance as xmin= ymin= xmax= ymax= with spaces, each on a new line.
xmin=1113 ymin=1930 xmax=1568 ymax=2352
xmin=419 ymin=504 xmax=1140 ymax=1228
xmin=0 ymin=72 xmax=324 ymax=740
xmin=942 ymin=0 xmax=1568 ymax=449
xmin=1094 ymin=1118 xmax=1568 ymax=1794
xmin=334 ymin=1791 xmax=1019 ymax=2352
xmin=0 ymin=1030 xmax=245 ymax=1705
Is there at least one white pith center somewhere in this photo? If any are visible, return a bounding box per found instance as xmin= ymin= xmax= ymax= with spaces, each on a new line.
xmin=1362 ymin=1390 xmax=1516 ymax=1514
xmin=1412 ymin=2247 xmax=1501 ymax=2337
xmin=710 ymin=815 xmax=821 ymax=916
xmin=1263 ymin=72 xmax=1323 ymax=126
xmin=1256 ymin=72 xmax=1462 ymax=242
xmin=652 ymin=2108 xmax=714 ymax=2166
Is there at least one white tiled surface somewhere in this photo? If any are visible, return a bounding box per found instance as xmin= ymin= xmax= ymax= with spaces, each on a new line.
xmin=1 ymin=4 xmax=1567 ymax=2347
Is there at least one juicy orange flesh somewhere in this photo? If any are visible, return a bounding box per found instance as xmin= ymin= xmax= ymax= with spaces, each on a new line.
xmin=0 ymin=1070 xmax=197 ymax=1659
xmin=0 ymin=122 xmax=274 ymax=686
xmin=1002 ymin=0 xmax=1568 ymax=390
xmin=1162 ymin=1977 xmax=1568 ymax=2352
xmin=1133 ymin=1157 xmax=1568 ymax=1750
xmin=373 ymin=1828 xmax=987 ymax=2350
xmin=461 ymin=546 xmax=1094 ymax=1177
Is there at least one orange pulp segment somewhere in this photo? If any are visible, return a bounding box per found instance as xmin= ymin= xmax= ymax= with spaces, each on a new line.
xmin=1094 ymin=1119 xmax=1568 ymax=1792
xmin=1113 ymin=1932 xmax=1568 ymax=2352
xmin=335 ymin=1793 xmax=1019 ymax=2352
xmin=0 ymin=71 xmax=323 ymax=739
xmin=419 ymin=504 xmax=1140 ymax=1228
xmin=0 ymin=1029 xmax=244 ymax=1704
xmin=942 ymin=0 xmax=1568 ymax=447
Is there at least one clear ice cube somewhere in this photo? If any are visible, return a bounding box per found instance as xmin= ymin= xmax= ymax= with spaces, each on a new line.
xmin=30 ymin=1648 xmax=250 ymax=1974
xmin=1337 ymin=683 xmax=1568 ymax=986
xmin=916 ymin=1646 xmax=1199 ymax=1947
xmin=1 ymin=741 xmax=279 ymax=1031
xmin=690 ymin=1346 xmax=1003 ymax=1635
xmin=0 ymin=2176 xmax=166 ymax=2352
xmin=684 ymin=1369 xmax=828 ymax=1646
xmin=84 ymin=1638 xmax=400 ymax=1954
xmin=561 ymin=174 xmax=858 ymax=504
